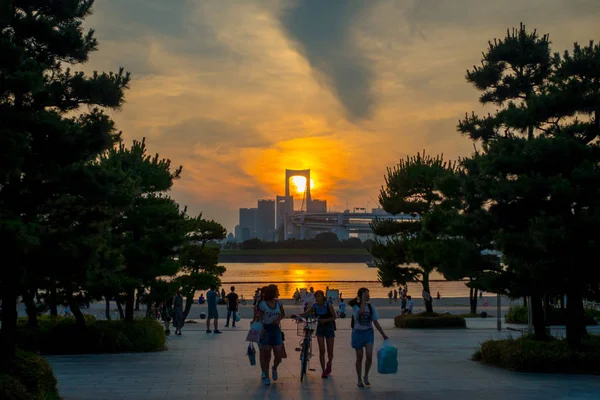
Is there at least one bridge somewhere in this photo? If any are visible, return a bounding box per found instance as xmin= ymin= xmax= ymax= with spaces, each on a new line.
xmin=289 ymin=211 xmax=419 ymax=240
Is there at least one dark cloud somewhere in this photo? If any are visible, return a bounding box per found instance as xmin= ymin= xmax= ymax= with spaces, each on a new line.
xmin=279 ymin=0 xmax=378 ymax=121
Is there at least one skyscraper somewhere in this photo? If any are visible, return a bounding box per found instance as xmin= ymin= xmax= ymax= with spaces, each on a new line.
xmin=239 ymin=208 xmax=257 ymax=242
xmin=256 ymin=199 xmax=275 ymax=241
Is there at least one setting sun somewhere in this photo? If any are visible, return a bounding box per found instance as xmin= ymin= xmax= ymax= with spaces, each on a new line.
xmin=291 ymin=176 xmax=315 ymax=194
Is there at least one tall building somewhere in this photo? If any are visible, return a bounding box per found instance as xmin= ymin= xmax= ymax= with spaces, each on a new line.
xmin=239 ymin=208 xmax=257 ymax=242
xmin=311 ymin=199 xmax=327 ymax=213
xmin=234 ymin=225 xmax=242 ymax=242
xmin=256 ymin=199 xmax=275 ymax=241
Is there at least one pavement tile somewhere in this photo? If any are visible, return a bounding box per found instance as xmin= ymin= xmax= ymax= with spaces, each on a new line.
xmin=47 ymin=318 xmax=600 ymax=400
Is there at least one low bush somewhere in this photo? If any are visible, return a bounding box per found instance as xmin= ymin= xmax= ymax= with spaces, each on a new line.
xmin=474 ymin=335 xmax=600 ymax=374
xmin=394 ymin=312 xmax=466 ymax=328
xmin=456 ymin=312 xmax=490 ymax=318
xmin=0 ymin=350 xmax=60 ymax=400
xmin=17 ymin=316 xmax=166 ymax=354
xmin=505 ymin=306 xmax=598 ymax=325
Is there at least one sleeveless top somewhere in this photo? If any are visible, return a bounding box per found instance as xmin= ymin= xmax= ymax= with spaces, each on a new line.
xmin=313 ymin=303 xmax=333 ymax=324
xmin=260 ymin=300 xmax=281 ymax=325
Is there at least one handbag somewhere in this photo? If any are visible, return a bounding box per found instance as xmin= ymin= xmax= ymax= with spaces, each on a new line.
xmin=247 ymin=343 xmax=256 ymax=366
xmin=246 ymin=321 xmax=263 ymax=343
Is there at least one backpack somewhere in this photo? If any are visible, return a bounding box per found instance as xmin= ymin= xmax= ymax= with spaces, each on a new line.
xmin=351 ymin=303 xmax=373 ymax=329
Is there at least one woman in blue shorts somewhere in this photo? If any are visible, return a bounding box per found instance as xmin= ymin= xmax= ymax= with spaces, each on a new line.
xmin=292 ymin=290 xmax=337 ymax=378
xmin=257 ymin=284 xmax=285 ymax=386
xmin=348 ymin=287 xmax=388 ymax=387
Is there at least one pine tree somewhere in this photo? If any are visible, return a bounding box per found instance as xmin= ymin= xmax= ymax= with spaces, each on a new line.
xmin=371 ymin=152 xmax=457 ymax=313
xmin=0 ymin=0 xmax=129 ymax=366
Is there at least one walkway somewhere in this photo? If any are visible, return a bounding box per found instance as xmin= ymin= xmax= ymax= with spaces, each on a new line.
xmin=47 ymin=318 xmax=600 ymax=400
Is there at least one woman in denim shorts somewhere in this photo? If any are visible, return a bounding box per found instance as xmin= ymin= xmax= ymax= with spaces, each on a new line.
xmin=292 ymin=290 xmax=337 ymax=378
xmin=257 ymin=285 xmax=285 ymax=386
xmin=348 ymin=287 xmax=388 ymax=388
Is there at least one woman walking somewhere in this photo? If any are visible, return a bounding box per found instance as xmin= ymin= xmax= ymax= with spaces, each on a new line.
xmin=173 ymin=289 xmax=184 ymax=335
xmin=292 ymin=290 xmax=337 ymax=378
xmin=349 ymin=287 xmax=388 ymax=387
xmin=257 ymin=284 xmax=285 ymax=386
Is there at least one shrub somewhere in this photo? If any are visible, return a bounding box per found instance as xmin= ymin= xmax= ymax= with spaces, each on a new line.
xmin=17 ymin=317 xmax=166 ymax=354
xmin=0 ymin=374 xmax=29 ymax=400
xmin=475 ymin=335 xmax=600 ymax=374
xmin=505 ymin=306 xmax=598 ymax=325
xmin=394 ymin=312 xmax=466 ymax=328
xmin=0 ymin=351 xmax=60 ymax=400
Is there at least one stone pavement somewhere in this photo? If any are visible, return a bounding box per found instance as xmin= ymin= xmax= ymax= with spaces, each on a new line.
xmin=47 ymin=318 xmax=600 ymax=400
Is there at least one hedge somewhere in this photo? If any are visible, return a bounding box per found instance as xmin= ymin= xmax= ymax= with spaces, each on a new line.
xmin=473 ymin=335 xmax=600 ymax=374
xmin=394 ymin=312 xmax=467 ymax=328
xmin=0 ymin=350 xmax=60 ymax=400
xmin=505 ymin=306 xmax=598 ymax=325
xmin=17 ymin=315 xmax=166 ymax=354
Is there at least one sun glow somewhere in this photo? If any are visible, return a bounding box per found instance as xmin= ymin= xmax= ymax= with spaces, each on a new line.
xmin=290 ymin=176 xmax=315 ymax=194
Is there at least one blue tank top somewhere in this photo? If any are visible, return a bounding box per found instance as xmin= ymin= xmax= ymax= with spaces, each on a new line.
xmin=313 ymin=303 xmax=332 ymax=318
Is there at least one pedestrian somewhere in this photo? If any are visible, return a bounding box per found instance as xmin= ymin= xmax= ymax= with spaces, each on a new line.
xmin=348 ymin=287 xmax=388 ymax=388
xmin=206 ymin=285 xmax=222 ymax=334
xmin=303 ymin=287 xmax=315 ymax=311
xmin=162 ymin=296 xmax=173 ymax=335
xmin=292 ymin=290 xmax=337 ymax=378
xmin=393 ymin=289 xmax=398 ymax=303
xmin=437 ymin=291 xmax=441 ymax=301
xmin=388 ymin=290 xmax=393 ymax=304
xmin=173 ymin=289 xmax=184 ymax=335
xmin=258 ymin=284 xmax=285 ymax=386
xmin=225 ymin=286 xmax=239 ymax=328
xmin=401 ymin=293 xmax=407 ymax=312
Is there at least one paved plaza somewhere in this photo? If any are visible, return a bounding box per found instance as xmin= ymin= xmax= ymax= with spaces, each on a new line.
xmin=47 ymin=316 xmax=600 ymax=400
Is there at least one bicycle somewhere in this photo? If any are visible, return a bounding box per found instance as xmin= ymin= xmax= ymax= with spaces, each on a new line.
xmin=240 ymin=294 xmax=247 ymax=306
xmin=293 ymin=315 xmax=319 ymax=382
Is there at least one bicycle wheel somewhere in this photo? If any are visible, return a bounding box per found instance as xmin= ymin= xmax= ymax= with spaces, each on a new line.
xmin=300 ymin=339 xmax=309 ymax=382
xmin=241 ymin=299 xmax=247 ymax=305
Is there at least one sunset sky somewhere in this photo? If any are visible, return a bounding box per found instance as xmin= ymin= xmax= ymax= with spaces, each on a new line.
xmin=84 ymin=0 xmax=599 ymax=232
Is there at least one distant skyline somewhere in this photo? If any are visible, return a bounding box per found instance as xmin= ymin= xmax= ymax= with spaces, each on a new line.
xmin=83 ymin=0 xmax=599 ymax=232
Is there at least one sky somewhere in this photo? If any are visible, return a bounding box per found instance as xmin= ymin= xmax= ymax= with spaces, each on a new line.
xmin=83 ymin=0 xmax=600 ymax=232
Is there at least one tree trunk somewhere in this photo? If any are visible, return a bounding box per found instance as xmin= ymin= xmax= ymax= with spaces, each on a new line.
xmin=566 ymin=289 xmax=587 ymax=349
xmin=0 ymin=287 xmax=18 ymax=372
xmin=469 ymin=288 xmax=478 ymax=314
xmin=531 ymin=294 xmax=547 ymax=340
xmin=116 ymin=299 xmax=125 ymax=320
xmin=66 ymin=293 xmax=86 ymax=328
xmin=49 ymin=286 xmax=58 ymax=316
xmin=125 ymin=286 xmax=135 ymax=322
xmin=22 ymin=290 xmax=38 ymax=328
xmin=422 ymin=273 xmax=433 ymax=313
xmin=105 ymin=298 xmax=111 ymax=320
xmin=183 ymin=294 xmax=194 ymax=320
xmin=543 ymin=294 xmax=551 ymax=326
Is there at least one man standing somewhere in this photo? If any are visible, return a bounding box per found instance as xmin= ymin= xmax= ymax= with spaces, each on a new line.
xmin=225 ymin=286 xmax=239 ymax=328
xmin=206 ymin=285 xmax=222 ymax=334
xmin=303 ymin=287 xmax=315 ymax=312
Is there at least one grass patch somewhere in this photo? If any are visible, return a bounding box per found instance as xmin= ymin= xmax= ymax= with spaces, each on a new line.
xmin=474 ymin=335 xmax=600 ymax=374
xmin=505 ymin=306 xmax=598 ymax=325
xmin=0 ymin=350 xmax=60 ymax=400
xmin=220 ymin=248 xmax=370 ymax=256
xmin=394 ymin=312 xmax=467 ymax=328
xmin=16 ymin=315 xmax=166 ymax=355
